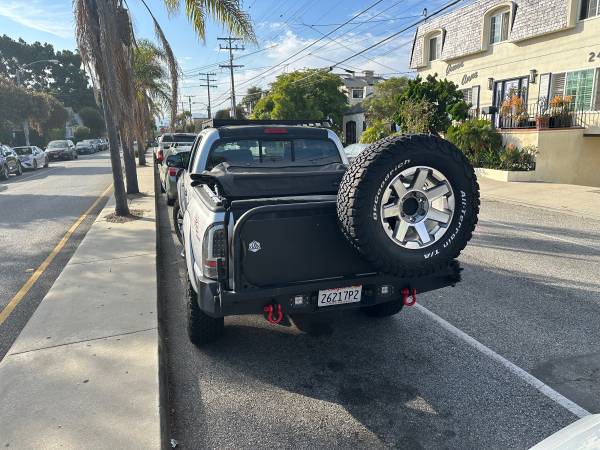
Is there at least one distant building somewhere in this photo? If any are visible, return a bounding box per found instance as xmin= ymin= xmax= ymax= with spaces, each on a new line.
xmin=340 ymin=70 xmax=384 ymax=144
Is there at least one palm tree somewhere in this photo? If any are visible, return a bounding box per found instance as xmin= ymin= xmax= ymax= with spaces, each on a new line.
xmin=138 ymin=0 xmax=255 ymax=131
xmin=75 ymin=0 xmax=134 ymax=214
xmin=74 ymin=0 xmax=254 ymax=215
xmin=132 ymin=39 xmax=171 ymax=165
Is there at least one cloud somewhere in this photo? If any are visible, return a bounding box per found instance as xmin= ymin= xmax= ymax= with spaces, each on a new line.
xmin=0 ymin=1 xmax=74 ymax=39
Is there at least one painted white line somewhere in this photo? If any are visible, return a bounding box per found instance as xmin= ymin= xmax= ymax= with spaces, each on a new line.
xmin=482 ymin=219 xmax=600 ymax=253
xmin=415 ymin=304 xmax=591 ymax=419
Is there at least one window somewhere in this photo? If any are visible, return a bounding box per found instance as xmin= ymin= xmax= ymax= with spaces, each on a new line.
xmin=352 ymin=89 xmax=364 ymax=99
xmin=207 ymin=139 xmax=341 ymax=169
xmin=564 ymin=69 xmax=595 ymax=110
xmin=489 ymin=10 xmax=510 ymax=44
xmin=428 ymin=36 xmax=440 ymax=61
xmin=580 ymin=0 xmax=600 ymax=19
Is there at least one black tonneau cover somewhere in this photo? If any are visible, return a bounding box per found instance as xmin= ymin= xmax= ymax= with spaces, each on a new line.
xmin=195 ymin=163 xmax=346 ymax=199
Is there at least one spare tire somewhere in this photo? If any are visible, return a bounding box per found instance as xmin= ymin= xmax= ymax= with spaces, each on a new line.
xmin=337 ymin=134 xmax=479 ymax=277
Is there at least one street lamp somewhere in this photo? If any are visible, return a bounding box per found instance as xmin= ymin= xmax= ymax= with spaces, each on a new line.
xmin=15 ymin=59 xmax=60 ymax=145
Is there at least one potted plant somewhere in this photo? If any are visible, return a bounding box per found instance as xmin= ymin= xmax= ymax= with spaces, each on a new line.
xmin=500 ymin=89 xmax=528 ymax=128
xmin=536 ymin=113 xmax=550 ymax=129
xmin=549 ymin=95 xmax=573 ymax=128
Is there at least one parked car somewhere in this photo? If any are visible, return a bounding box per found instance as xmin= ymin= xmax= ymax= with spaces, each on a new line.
xmin=156 ymin=133 xmax=196 ymax=163
xmin=344 ymin=143 xmax=368 ymax=163
xmin=159 ymin=145 xmax=191 ymax=206
xmin=0 ymin=144 xmax=23 ymax=179
xmin=75 ymin=140 xmax=96 ymax=155
xmin=174 ymin=119 xmax=479 ymax=346
xmin=46 ymin=140 xmax=77 ymax=161
xmin=13 ymin=146 xmax=48 ymax=170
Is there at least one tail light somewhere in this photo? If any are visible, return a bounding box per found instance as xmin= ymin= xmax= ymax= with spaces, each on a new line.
xmin=156 ymin=149 xmax=164 ymax=162
xmin=202 ymin=224 xmax=227 ymax=279
xmin=167 ymin=167 xmax=178 ymax=177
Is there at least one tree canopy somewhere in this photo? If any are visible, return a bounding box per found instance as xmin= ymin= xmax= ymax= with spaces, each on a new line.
xmin=78 ymin=106 xmax=105 ymax=136
xmin=0 ymin=35 xmax=96 ymax=112
xmin=252 ymin=70 xmax=348 ymax=132
xmin=363 ymin=77 xmax=409 ymax=122
xmin=394 ymin=74 xmax=469 ymax=135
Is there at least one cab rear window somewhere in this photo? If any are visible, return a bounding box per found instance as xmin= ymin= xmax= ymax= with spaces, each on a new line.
xmin=207 ymin=138 xmax=340 ymax=169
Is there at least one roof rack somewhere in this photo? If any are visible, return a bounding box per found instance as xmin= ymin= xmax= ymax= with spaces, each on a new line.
xmin=200 ymin=119 xmax=331 ymax=129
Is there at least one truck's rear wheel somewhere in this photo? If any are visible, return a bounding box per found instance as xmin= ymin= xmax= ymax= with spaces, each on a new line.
xmin=337 ymin=134 xmax=479 ymax=277
xmin=362 ymin=299 xmax=403 ymax=318
xmin=186 ymin=273 xmax=223 ymax=346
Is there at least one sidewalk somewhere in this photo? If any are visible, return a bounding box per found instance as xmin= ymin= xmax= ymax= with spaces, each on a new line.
xmin=0 ymin=163 xmax=159 ymax=449
xmin=478 ymin=176 xmax=600 ymax=221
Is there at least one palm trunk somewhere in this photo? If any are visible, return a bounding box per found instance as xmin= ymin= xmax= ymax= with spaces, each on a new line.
xmin=121 ymin=132 xmax=139 ymax=194
xmin=102 ymin=96 xmax=129 ymax=216
xmin=137 ymin=137 xmax=146 ymax=166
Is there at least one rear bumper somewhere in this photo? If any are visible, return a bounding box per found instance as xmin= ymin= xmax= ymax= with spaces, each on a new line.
xmin=194 ymin=261 xmax=462 ymax=318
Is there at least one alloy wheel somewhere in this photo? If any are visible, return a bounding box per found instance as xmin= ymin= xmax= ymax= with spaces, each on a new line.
xmin=379 ymin=166 xmax=455 ymax=249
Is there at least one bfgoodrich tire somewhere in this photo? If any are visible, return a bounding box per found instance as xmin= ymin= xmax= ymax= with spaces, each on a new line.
xmin=337 ymin=134 xmax=479 ymax=277
xmin=186 ymin=272 xmax=224 ymax=346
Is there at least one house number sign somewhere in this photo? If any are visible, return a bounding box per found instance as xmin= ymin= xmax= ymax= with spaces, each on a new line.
xmin=589 ymin=51 xmax=600 ymax=62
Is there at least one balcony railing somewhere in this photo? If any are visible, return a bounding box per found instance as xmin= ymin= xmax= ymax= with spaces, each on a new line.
xmin=470 ymin=104 xmax=600 ymax=131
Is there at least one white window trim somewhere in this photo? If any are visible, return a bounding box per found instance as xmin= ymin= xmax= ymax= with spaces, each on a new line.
xmin=481 ymin=2 xmax=514 ymax=51
xmin=422 ymin=28 xmax=444 ymax=65
xmin=578 ymin=0 xmax=600 ymax=21
xmin=559 ymin=67 xmax=598 ymax=111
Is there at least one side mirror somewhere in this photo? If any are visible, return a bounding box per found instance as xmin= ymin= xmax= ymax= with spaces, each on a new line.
xmin=166 ymin=154 xmax=186 ymax=168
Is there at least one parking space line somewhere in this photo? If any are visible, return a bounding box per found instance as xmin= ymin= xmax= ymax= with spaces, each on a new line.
xmin=0 ymin=183 xmax=113 ymax=326
xmin=415 ymin=304 xmax=591 ymax=418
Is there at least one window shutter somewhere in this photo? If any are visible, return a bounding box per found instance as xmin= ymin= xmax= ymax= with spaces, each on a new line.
xmin=471 ymin=85 xmax=480 ymax=109
xmin=501 ymin=11 xmax=510 ymax=40
xmin=538 ymin=73 xmax=551 ymax=104
xmin=550 ymin=73 xmax=565 ymax=98
xmin=595 ymin=69 xmax=600 ymax=110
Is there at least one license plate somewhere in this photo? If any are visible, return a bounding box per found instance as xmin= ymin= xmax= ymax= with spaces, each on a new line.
xmin=318 ymin=285 xmax=362 ymax=307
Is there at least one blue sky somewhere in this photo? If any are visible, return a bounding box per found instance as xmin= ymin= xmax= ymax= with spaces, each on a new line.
xmin=0 ymin=0 xmax=452 ymax=123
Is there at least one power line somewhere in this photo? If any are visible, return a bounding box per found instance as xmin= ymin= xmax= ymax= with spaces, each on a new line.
xmin=236 ymin=0 xmax=387 ymax=89
xmin=218 ymin=37 xmax=245 ymax=118
xmin=329 ymin=0 xmax=463 ymax=70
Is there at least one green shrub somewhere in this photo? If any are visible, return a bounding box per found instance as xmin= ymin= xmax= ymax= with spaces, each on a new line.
xmin=500 ymin=144 xmax=537 ymax=171
xmin=73 ymin=125 xmax=91 ymax=142
xmin=446 ymin=119 xmax=503 ymax=167
xmin=360 ymin=119 xmax=398 ymax=144
xmin=396 ymin=98 xmax=436 ymax=134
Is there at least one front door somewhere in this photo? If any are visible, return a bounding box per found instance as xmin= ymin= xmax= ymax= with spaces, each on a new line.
xmin=493 ymin=77 xmax=529 ymax=127
xmin=345 ymin=121 xmax=356 ymax=145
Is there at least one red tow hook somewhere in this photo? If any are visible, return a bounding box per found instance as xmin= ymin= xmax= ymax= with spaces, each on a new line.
xmin=402 ymin=288 xmax=417 ymax=307
xmin=263 ymin=303 xmax=283 ymax=324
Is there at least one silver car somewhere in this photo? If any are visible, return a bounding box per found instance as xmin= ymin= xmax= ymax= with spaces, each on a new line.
xmin=159 ymin=144 xmax=191 ymax=205
xmin=13 ymin=146 xmax=49 ymax=170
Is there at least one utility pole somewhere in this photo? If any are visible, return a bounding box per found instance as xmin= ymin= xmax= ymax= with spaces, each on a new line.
xmin=198 ymin=73 xmax=217 ymax=119
xmin=184 ymin=95 xmax=195 ymax=129
xmin=218 ymin=37 xmax=244 ymax=118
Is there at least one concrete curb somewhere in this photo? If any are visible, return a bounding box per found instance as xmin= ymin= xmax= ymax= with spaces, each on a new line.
xmin=0 ymin=163 xmax=160 ymax=449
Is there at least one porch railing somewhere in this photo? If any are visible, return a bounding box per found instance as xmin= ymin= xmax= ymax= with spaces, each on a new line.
xmin=470 ymin=104 xmax=600 ymax=131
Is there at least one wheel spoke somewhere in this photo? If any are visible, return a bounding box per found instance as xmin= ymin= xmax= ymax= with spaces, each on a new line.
xmin=393 ymin=220 xmax=410 ymax=241
xmin=425 ymin=183 xmax=450 ymax=201
xmin=391 ymin=179 xmax=407 ymax=197
xmin=411 ymin=168 xmax=429 ymax=190
xmin=414 ymin=222 xmax=431 ymax=244
xmin=427 ymin=208 xmax=451 ymax=224
xmin=382 ymin=203 xmax=400 ymax=219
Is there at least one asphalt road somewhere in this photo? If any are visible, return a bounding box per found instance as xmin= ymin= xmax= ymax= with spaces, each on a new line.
xmin=158 ymin=189 xmax=600 ymax=449
xmin=0 ymin=152 xmax=113 ymax=360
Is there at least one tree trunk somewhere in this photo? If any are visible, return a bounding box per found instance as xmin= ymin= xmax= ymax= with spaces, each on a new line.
xmin=137 ymin=137 xmax=146 ymax=166
xmin=102 ymin=96 xmax=129 ymax=216
xmin=121 ymin=133 xmax=139 ymax=194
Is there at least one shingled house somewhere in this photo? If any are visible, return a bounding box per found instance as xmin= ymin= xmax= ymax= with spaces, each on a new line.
xmin=410 ymin=0 xmax=600 ymax=186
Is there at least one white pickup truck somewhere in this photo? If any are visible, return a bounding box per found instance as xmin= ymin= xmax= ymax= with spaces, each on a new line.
xmin=173 ymin=119 xmax=479 ymax=346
